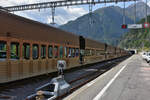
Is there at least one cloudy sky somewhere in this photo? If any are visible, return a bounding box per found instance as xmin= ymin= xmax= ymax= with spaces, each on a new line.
xmin=0 ymin=0 xmax=150 ymax=25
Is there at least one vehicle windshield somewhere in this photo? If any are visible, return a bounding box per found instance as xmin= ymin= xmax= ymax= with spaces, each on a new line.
xmin=40 ymin=84 xmax=55 ymax=92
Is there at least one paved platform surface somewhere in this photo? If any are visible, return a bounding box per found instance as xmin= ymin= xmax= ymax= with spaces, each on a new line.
xmin=64 ymin=54 xmax=150 ymax=100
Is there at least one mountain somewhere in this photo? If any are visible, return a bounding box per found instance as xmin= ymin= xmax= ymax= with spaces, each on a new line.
xmin=119 ymin=16 xmax=150 ymax=50
xmin=59 ymin=2 xmax=150 ymax=46
xmin=126 ymin=2 xmax=150 ymax=21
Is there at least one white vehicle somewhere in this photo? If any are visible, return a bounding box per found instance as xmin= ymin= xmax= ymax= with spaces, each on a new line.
xmin=26 ymin=60 xmax=70 ymax=100
xmin=26 ymin=76 xmax=71 ymax=100
xmin=146 ymin=56 xmax=150 ymax=63
xmin=142 ymin=52 xmax=147 ymax=60
xmin=146 ymin=52 xmax=150 ymax=63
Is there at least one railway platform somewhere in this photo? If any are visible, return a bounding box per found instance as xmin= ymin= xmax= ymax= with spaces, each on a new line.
xmin=0 ymin=56 xmax=126 ymax=100
xmin=64 ymin=54 xmax=150 ymax=100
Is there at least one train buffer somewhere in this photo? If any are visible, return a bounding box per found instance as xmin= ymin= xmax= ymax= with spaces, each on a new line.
xmin=64 ymin=54 xmax=150 ymax=100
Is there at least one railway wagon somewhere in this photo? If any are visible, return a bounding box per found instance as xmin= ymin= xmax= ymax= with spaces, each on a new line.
xmin=0 ymin=10 xmax=128 ymax=83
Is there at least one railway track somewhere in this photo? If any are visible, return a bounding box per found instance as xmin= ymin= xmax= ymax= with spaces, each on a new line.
xmin=0 ymin=56 xmax=130 ymax=100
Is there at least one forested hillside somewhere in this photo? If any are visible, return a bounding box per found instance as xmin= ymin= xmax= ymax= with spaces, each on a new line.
xmin=119 ymin=16 xmax=150 ymax=50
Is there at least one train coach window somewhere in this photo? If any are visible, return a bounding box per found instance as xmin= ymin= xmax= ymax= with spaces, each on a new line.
xmin=68 ymin=48 xmax=72 ymax=58
xmin=90 ymin=50 xmax=92 ymax=56
xmin=99 ymin=50 xmax=105 ymax=55
xmin=88 ymin=49 xmax=91 ymax=56
xmin=96 ymin=50 xmax=100 ymax=56
xmin=23 ymin=43 xmax=30 ymax=60
xmin=85 ymin=49 xmax=90 ymax=56
xmin=64 ymin=47 xmax=68 ymax=58
xmin=54 ymin=46 xmax=58 ymax=58
xmin=114 ymin=48 xmax=117 ymax=54
xmin=75 ymin=48 xmax=79 ymax=57
xmin=0 ymin=41 xmax=6 ymax=59
xmin=33 ymin=44 xmax=39 ymax=59
xmin=72 ymin=48 xmax=75 ymax=57
xmin=48 ymin=45 xmax=53 ymax=58
xmin=60 ymin=46 xmax=63 ymax=58
xmin=96 ymin=50 xmax=99 ymax=56
xmin=41 ymin=45 xmax=46 ymax=59
xmin=11 ymin=43 xmax=19 ymax=59
xmin=91 ymin=50 xmax=95 ymax=56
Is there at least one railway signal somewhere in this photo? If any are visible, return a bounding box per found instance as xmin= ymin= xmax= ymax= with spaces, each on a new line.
xmin=144 ymin=23 xmax=150 ymax=28
xmin=121 ymin=24 xmax=127 ymax=29
xmin=122 ymin=24 xmax=143 ymax=29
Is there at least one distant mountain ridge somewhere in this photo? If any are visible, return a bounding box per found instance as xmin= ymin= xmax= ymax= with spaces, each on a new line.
xmin=59 ymin=2 xmax=150 ymax=46
xmin=126 ymin=2 xmax=150 ymax=20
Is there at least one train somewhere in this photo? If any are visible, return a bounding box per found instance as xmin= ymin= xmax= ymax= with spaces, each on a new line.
xmin=0 ymin=9 xmax=129 ymax=83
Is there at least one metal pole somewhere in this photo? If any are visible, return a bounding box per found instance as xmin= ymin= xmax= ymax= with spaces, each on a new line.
xmin=123 ymin=0 xmax=126 ymax=24
xmin=146 ymin=0 xmax=148 ymax=23
xmin=89 ymin=3 xmax=93 ymax=25
xmin=134 ymin=0 xmax=136 ymax=23
xmin=51 ymin=7 xmax=55 ymax=24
